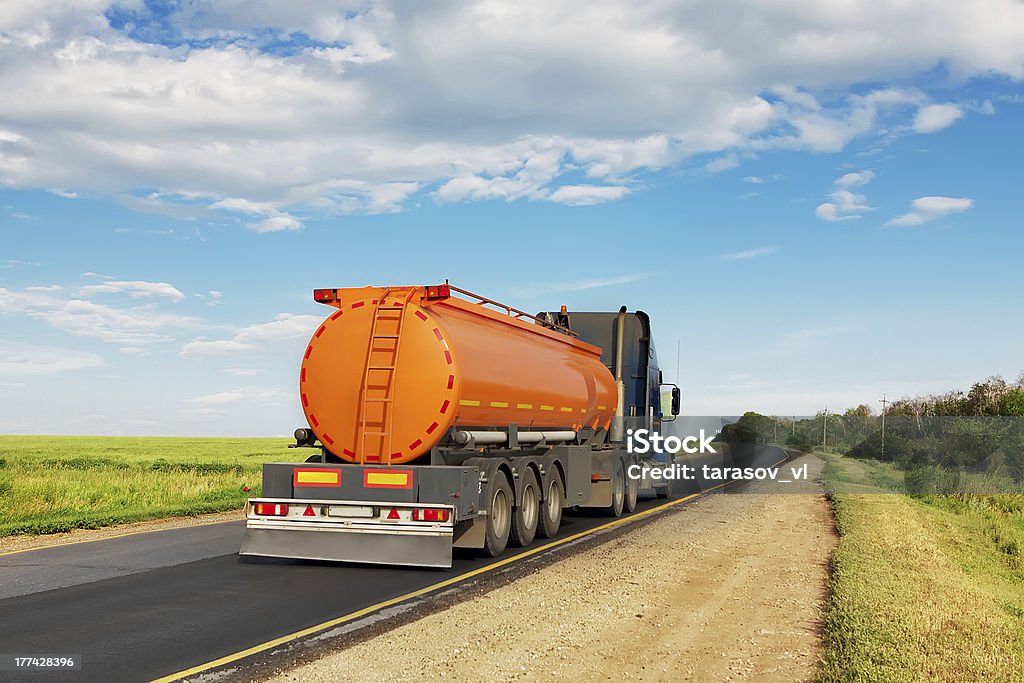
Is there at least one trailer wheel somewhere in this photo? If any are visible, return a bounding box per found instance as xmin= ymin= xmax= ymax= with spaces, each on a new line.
xmin=624 ymin=464 xmax=639 ymax=513
xmin=305 ymin=452 xmax=342 ymax=464
xmin=482 ymin=471 xmax=513 ymax=557
xmin=537 ymin=470 xmax=564 ymax=539
xmin=655 ymin=485 xmax=670 ymax=499
xmin=606 ymin=460 xmax=625 ymax=517
xmin=510 ymin=468 xmax=540 ymax=547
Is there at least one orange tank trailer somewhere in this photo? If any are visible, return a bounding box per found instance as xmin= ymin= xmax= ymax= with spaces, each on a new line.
xmin=299 ymin=284 xmax=618 ymax=465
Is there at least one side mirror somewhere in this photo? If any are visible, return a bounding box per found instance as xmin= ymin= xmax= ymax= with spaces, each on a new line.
xmin=660 ymin=384 xmax=681 ymax=420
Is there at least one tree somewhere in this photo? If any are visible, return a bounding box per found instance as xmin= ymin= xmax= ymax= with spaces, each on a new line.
xmin=998 ymin=389 xmax=1024 ymax=416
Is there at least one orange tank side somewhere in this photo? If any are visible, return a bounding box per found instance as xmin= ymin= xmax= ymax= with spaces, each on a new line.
xmin=299 ymin=285 xmax=617 ymax=465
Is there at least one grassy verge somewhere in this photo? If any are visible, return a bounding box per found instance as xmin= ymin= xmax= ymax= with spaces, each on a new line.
xmin=819 ymin=453 xmax=1024 ymax=681
xmin=0 ymin=436 xmax=293 ymax=536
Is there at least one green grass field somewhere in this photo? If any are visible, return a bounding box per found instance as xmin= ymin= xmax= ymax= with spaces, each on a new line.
xmin=0 ymin=436 xmax=294 ymax=536
xmin=819 ymin=453 xmax=1024 ymax=682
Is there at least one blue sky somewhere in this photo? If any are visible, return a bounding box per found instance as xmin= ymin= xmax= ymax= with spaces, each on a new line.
xmin=1 ymin=1 xmax=1022 ymax=435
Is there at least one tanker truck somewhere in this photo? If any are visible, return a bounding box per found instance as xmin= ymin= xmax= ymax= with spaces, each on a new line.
xmin=239 ymin=283 xmax=681 ymax=568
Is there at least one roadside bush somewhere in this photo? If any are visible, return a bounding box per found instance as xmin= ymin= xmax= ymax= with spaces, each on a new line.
xmin=786 ymin=432 xmax=814 ymax=452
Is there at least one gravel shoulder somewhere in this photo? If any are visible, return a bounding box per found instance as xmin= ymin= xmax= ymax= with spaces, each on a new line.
xmin=266 ymin=453 xmax=836 ymax=682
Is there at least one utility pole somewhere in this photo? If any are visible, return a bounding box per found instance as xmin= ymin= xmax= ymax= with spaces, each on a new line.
xmin=879 ymin=393 xmax=888 ymax=460
xmin=823 ymin=405 xmax=828 ymax=451
xmin=774 ymin=416 xmax=778 ymax=444
xmin=792 ymin=416 xmax=796 ymax=435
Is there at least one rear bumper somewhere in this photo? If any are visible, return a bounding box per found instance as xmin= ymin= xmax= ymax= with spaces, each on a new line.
xmin=239 ymin=499 xmax=456 ymax=568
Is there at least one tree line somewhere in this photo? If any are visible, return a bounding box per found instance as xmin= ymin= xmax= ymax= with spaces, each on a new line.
xmin=719 ymin=374 xmax=1024 ymax=487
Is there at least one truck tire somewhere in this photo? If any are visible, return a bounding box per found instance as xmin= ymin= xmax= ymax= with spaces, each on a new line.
xmin=305 ymin=452 xmax=341 ymax=464
xmin=482 ymin=471 xmax=513 ymax=557
xmin=510 ymin=468 xmax=540 ymax=547
xmin=537 ymin=470 xmax=564 ymax=539
xmin=624 ymin=463 xmax=639 ymax=513
xmin=655 ymin=485 xmax=670 ymax=499
xmin=606 ymin=459 xmax=625 ymax=517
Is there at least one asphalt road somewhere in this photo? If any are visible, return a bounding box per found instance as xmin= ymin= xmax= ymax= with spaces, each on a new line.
xmin=0 ymin=445 xmax=789 ymax=683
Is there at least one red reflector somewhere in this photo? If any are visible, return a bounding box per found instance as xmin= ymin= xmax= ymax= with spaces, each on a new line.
xmin=254 ymin=502 xmax=288 ymax=516
xmin=591 ymin=473 xmax=601 ymax=481
xmin=313 ymin=288 xmax=334 ymax=302
xmin=412 ymin=508 xmax=450 ymax=522
xmin=303 ymin=504 xmax=316 ymax=517
xmin=386 ymin=507 xmax=401 ymax=520
xmin=425 ymin=284 xmax=451 ymax=300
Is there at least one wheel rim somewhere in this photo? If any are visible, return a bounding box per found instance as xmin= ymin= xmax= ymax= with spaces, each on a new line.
xmin=547 ymin=480 xmax=561 ymax=521
xmin=492 ymin=487 xmax=510 ymax=538
xmin=613 ymin=468 xmax=624 ymax=508
xmin=522 ymin=483 xmax=539 ymax=530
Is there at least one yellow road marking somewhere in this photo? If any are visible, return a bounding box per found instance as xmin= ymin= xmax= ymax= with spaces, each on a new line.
xmin=0 ymin=517 xmax=240 ymax=559
xmin=150 ymin=482 xmax=734 ymax=683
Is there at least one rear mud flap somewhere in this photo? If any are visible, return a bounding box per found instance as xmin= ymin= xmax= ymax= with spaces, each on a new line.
xmin=240 ymin=522 xmax=454 ymax=569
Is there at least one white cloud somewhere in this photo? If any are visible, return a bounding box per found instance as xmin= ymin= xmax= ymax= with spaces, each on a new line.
xmin=508 ymin=273 xmax=654 ymax=299
xmin=210 ymin=198 xmax=304 ymax=233
xmin=223 ymin=367 xmax=261 ymax=376
xmin=913 ymin=103 xmax=964 ymax=133
xmin=248 ymin=215 xmax=303 ymax=233
xmin=887 ymin=196 xmax=974 ymax=226
xmin=742 ymin=176 xmax=765 ymax=184
xmin=835 ymin=171 xmax=875 ymax=188
xmin=0 ymin=2 xmax=1020 ymax=225
xmin=76 ymin=279 xmax=185 ymax=302
xmin=816 ymin=171 xmax=876 ymax=221
xmin=47 ymin=188 xmax=78 ymax=199
xmin=180 ymin=313 xmax=323 ymax=358
xmin=704 ymin=155 xmax=740 ymax=173
xmin=0 ymin=341 xmax=103 ymax=377
xmin=0 ymin=285 xmax=196 ymax=345
xmin=548 ymin=185 xmax=629 ymax=206
xmin=181 ymin=386 xmax=292 ymax=418
xmin=721 ymin=246 xmax=778 ymax=261
xmin=186 ymin=387 xmax=290 ymax=407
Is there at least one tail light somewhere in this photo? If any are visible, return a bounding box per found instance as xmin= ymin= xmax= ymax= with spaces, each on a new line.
xmin=425 ymin=284 xmax=450 ymax=300
xmin=412 ymin=508 xmax=450 ymax=522
xmin=254 ymin=502 xmax=288 ymax=516
xmin=313 ymin=288 xmax=335 ymax=302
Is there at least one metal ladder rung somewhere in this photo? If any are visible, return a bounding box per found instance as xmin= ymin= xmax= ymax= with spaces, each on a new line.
xmin=356 ymin=288 xmax=418 ymax=465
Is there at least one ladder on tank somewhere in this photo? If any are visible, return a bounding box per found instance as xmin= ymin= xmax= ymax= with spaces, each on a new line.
xmin=355 ymin=288 xmax=417 ymax=465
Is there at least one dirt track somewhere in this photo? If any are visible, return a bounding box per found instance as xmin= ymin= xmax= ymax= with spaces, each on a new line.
xmin=267 ymin=454 xmax=836 ymax=682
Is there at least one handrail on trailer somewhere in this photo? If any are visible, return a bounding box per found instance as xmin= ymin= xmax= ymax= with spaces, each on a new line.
xmin=445 ymin=283 xmax=578 ymax=337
